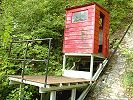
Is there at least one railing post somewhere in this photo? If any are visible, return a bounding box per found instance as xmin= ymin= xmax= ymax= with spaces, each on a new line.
xmin=45 ymin=39 xmax=52 ymax=87
xmin=21 ymin=41 xmax=29 ymax=79
xmin=50 ymin=91 xmax=56 ymax=100
xmin=63 ymin=54 xmax=66 ymax=71
xmin=90 ymin=54 xmax=94 ymax=83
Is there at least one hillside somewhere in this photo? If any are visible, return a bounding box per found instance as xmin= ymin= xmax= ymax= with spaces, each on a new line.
xmin=86 ymin=22 xmax=133 ymax=100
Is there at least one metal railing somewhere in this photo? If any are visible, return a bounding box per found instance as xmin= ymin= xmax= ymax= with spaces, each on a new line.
xmin=8 ymin=38 xmax=52 ymax=87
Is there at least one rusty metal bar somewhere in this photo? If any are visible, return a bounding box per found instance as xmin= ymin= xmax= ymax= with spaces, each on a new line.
xmin=8 ymin=58 xmax=48 ymax=63
xmin=44 ymin=38 xmax=52 ymax=87
xmin=11 ymin=38 xmax=52 ymax=43
xmin=21 ymin=41 xmax=29 ymax=80
xmin=8 ymin=38 xmax=52 ymax=88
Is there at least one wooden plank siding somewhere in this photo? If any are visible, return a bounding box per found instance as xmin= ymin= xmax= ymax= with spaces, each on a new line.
xmin=63 ymin=2 xmax=109 ymax=57
xmin=93 ymin=5 xmax=100 ymax=54
xmin=63 ymin=5 xmax=95 ymax=53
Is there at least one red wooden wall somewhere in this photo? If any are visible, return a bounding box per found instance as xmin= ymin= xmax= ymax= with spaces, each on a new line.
xmin=63 ymin=5 xmax=95 ymax=53
xmin=63 ymin=2 xmax=109 ymax=57
xmin=94 ymin=4 xmax=109 ymax=57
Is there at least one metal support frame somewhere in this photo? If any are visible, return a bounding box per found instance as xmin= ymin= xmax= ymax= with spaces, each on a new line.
xmin=71 ymin=88 xmax=76 ymax=100
xmin=63 ymin=54 xmax=66 ymax=71
xmin=39 ymin=83 xmax=88 ymax=93
xmin=90 ymin=55 xmax=94 ymax=83
xmin=45 ymin=38 xmax=52 ymax=87
xmin=50 ymin=91 xmax=56 ymax=100
xmin=92 ymin=58 xmax=108 ymax=80
xmin=41 ymin=93 xmax=50 ymax=100
xmin=92 ymin=63 xmax=102 ymax=81
xmin=21 ymin=41 xmax=29 ymax=80
xmin=63 ymin=53 xmax=95 ymax=80
xmin=77 ymin=83 xmax=95 ymax=100
xmin=8 ymin=38 xmax=52 ymax=99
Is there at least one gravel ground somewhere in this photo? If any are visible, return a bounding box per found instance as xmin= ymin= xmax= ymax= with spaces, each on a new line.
xmin=85 ymin=25 xmax=133 ymax=100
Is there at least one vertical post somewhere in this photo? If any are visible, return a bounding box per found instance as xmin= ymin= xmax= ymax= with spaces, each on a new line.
xmin=19 ymin=84 xmax=24 ymax=100
xmin=19 ymin=41 xmax=28 ymax=100
xmin=22 ymin=41 xmax=29 ymax=79
xmin=40 ymin=93 xmax=49 ymax=100
xmin=40 ymin=93 xmax=45 ymax=100
xmin=71 ymin=88 xmax=76 ymax=100
xmin=50 ymin=91 xmax=56 ymax=100
xmin=45 ymin=39 xmax=52 ymax=87
xmin=39 ymin=88 xmax=50 ymax=100
xmin=90 ymin=55 xmax=94 ymax=83
xmin=63 ymin=54 xmax=66 ymax=71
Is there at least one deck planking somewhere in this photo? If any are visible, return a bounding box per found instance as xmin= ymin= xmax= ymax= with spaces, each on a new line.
xmin=9 ymin=75 xmax=90 ymax=85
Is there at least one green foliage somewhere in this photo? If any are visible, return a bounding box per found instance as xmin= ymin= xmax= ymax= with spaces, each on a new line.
xmin=6 ymin=86 xmax=34 ymax=100
xmin=107 ymin=0 xmax=132 ymax=33
xmin=121 ymin=47 xmax=133 ymax=96
xmin=0 ymin=0 xmax=132 ymax=99
xmin=0 ymin=0 xmax=64 ymax=99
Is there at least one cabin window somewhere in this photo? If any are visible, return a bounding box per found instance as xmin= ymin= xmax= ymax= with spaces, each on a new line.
xmin=72 ymin=10 xmax=88 ymax=23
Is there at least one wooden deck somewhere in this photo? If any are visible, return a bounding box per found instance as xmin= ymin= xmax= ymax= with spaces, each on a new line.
xmin=9 ymin=75 xmax=91 ymax=93
xmin=9 ymin=75 xmax=90 ymax=85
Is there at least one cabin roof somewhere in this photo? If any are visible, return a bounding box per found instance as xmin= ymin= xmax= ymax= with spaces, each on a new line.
xmin=65 ymin=2 xmax=109 ymax=13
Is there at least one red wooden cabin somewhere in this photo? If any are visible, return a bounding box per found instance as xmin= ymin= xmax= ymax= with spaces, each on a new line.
xmin=63 ymin=2 xmax=109 ymax=57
